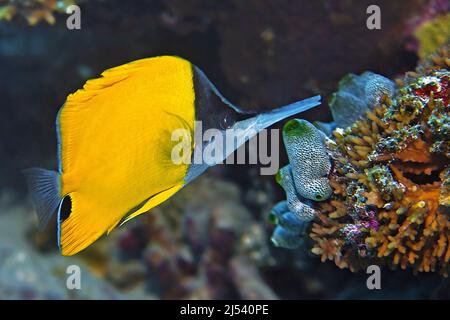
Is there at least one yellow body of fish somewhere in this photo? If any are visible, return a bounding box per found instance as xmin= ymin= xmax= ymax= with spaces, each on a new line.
xmin=58 ymin=56 xmax=194 ymax=255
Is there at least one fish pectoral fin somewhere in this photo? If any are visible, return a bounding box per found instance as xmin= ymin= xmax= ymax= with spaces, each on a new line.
xmin=119 ymin=184 xmax=184 ymax=227
xmin=159 ymin=110 xmax=194 ymax=165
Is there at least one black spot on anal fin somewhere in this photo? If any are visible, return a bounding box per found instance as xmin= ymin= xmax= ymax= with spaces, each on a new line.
xmin=59 ymin=195 xmax=72 ymax=222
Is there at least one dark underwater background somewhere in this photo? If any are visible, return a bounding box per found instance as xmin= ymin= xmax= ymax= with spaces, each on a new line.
xmin=0 ymin=0 xmax=449 ymax=299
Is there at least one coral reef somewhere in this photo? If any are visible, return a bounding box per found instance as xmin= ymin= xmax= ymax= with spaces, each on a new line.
xmin=272 ymin=46 xmax=450 ymax=276
xmin=0 ymin=0 xmax=75 ymax=25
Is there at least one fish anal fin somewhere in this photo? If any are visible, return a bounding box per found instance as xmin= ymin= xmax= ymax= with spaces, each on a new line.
xmin=60 ymin=184 xmax=184 ymax=255
xmin=120 ymin=184 xmax=184 ymax=227
xmin=59 ymin=192 xmax=123 ymax=256
xmin=107 ymin=219 xmax=122 ymax=235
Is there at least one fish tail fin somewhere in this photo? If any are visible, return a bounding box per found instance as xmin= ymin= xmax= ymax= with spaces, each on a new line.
xmin=23 ymin=168 xmax=62 ymax=227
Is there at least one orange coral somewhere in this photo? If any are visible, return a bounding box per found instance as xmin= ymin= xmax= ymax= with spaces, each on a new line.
xmin=310 ymin=46 xmax=450 ymax=276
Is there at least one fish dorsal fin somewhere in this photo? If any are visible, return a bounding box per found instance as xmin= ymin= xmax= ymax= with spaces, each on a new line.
xmin=58 ymin=56 xmax=191 ymax=173
xmin=65 ymin=57 xmax=180 ymax=105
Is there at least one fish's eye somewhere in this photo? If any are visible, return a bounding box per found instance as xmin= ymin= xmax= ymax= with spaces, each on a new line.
xmin=220 ymin=112 xmax=235 ymax=130
xmin=315 ymin=194 xmax=323 ymax=201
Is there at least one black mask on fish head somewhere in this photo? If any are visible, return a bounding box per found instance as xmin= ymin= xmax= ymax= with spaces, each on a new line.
xmin=192 ymin=65 xmax=257 ymax=166
xmin=193 ymin=65 xmax=252 ymax=132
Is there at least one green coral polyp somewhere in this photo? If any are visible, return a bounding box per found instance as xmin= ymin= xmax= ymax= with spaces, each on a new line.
xmin=275 ymin=170 xmax=282 ymax=184
xmin=283 ymin=119 xmax=314 ymax=137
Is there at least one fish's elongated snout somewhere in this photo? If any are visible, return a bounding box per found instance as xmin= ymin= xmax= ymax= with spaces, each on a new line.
xmin=223 ymin=95 xmax=322 ymax=157
xmin=251 ymin=95 xmax=321 ymax=130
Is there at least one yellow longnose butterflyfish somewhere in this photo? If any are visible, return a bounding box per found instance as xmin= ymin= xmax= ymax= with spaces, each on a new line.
xmin=24 ymin=56 xmax=321 ymax=255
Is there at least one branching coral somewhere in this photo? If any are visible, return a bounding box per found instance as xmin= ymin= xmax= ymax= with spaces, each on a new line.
xmin=272 ymin=45 xmax=450 ymax=276
xmin=413 ymin=45 xmax=450 ymax=77
xmin=0 ymin=0 xmax=75 ymax=25
xmin=315 ymin=68 xmax=449 ymax=276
